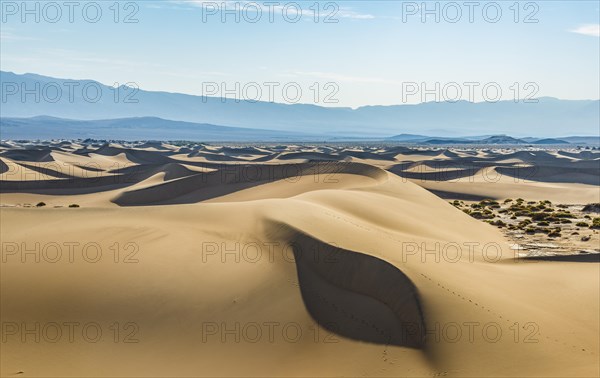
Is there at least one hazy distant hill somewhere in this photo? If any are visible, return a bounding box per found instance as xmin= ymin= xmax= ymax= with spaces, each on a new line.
xmin=423 ymin=135 xmax=572 ymax=145
xmin=0 ymin=116 xmax=322 ymax=141
xmin=2 ymin=71 xmax=598 ymax=137
xmin=561 ymin=136 xmax=600 ymax=145
xmin=3 ymin=117 xmax=595 ymax=144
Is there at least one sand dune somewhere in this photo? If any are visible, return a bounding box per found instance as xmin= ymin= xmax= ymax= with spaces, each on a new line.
xmin=1 ymin=142 xmax=598 ymax=377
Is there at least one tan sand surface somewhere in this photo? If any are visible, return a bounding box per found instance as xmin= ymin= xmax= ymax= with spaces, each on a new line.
xmin=1 ymin=142 xmax=598 ymax=377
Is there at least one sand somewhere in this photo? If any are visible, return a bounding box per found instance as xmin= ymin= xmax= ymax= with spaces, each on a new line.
xmin=1 ymin=142 xmax=598 ymax=377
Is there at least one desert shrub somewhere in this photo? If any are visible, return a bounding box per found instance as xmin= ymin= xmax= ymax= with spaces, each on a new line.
xmin=470 ymin=211 xmax=494 ymax=220
xmin=548 ymin=231 xmax=561 ymax=237
xmin=576 ymin=222 xmax=589 ymax=227
xmin=543 ymin=208 xmax=554 ymax=212
xmin=557 ymin=204 xmax=569 ymax=209
xmin=36 ymin=202 xmax=46 ymax=207
xmin=504 ymin=198 xmax=513 ymax=203
xmin=518 ymin=219 xmax=532 ymax=227
xmin=554 ymin=212 xmax=574 ymax=218
xmin=584 ymin=215 xmax=591 ymax=219
xmin=537 ymin=221 xmax=549 ymax=226
xmin=510 ymin=215 xmax=517 ymax=220
xmin=68 ymin=204 xmax=80 ymax=208
xmin=489 ymin=220 xmax=506 ymax=227
xmin=531 ymin=213 xmax=548 ymax=221
xmin=591 ymin=218 xmax=600 ymax=229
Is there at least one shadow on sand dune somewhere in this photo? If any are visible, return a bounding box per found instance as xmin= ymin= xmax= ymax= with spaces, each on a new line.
xmin=520 ymin=253 xmax=600 ymax=263
xmin=273 ymin=225 xmax=426 ymax=348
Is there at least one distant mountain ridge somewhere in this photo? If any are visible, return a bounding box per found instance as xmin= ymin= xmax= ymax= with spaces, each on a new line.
xmin=1 ymin=116 xmax=596 ymax=144
xmin=420 ymin=135 xmax=570 ymax=145
xmin=0 ymin=116 xmax=323 ymax=142
xmin=1 ymin=71 xmax=599 ymax=137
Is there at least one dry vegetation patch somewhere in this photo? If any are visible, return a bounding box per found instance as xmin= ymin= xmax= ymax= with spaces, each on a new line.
xmin=452 ymin=199 xmax=600 ymax=257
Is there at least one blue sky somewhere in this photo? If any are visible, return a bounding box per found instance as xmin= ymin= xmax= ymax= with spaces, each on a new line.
xmin=1 ymin=0 xmax=599 ymax=107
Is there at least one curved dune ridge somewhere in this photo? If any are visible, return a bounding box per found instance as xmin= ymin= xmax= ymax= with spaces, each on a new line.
xmin=266 ymin=222 xmax=425 ymax=348
xmin=0 ymin=141 xmax=599 ymax=377
xmin=111 ymin=161 xmax=387 ymax=206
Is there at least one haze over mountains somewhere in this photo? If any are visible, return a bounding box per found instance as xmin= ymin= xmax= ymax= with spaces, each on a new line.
xmin=0 ymin=116 xmax=315 ymax=142
xmin=3 ymin=116 xmax=598 ymax=145
xmin=1 ymin=71 xmax=599 ymax=140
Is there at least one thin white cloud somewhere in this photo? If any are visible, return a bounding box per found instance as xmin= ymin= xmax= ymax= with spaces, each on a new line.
xmin=570 ymin=24 xmax=600 ymax=37
xmin=169 ymin=1 xmax=374 ymax=20
xmin=0 ymin=31 xmax=39 ymax=41
xmin=337 ymin=9 xmax=375 ymax=20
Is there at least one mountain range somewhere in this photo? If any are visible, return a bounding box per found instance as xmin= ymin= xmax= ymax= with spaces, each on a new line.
xmin=1 ymin=71 xmax=599 ymax=139
xmin=2 ymin=116 xmax=598 ymax=145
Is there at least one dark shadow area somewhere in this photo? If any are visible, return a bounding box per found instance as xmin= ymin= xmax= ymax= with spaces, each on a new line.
xmin=521 ymin=253 xmax=600 ymax=263
xmin=423 ymin=189 xmax=494 ymax=201
xmin=287 ymin=231 xmax=425 ymax=348
xmin=0 ymin=159 xmax=9 ymax=174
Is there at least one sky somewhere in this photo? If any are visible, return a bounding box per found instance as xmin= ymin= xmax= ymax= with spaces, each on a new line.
xmin=1 ymin=0 xmax=599 ymax=108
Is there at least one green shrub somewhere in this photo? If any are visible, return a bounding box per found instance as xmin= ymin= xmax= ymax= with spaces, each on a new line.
xmin=518 ymin=219 xmax=532 ymax=227
xmin=531 ymin=213 xmax=548 ymax=221
xmin=470 ymin=211 xmax=493 ymax=220
xmin=553 ymin=212 xmax=574 ymax=218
